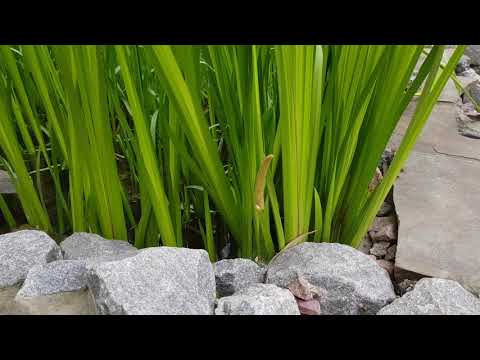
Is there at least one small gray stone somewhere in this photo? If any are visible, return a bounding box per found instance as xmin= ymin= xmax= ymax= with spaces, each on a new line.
xmin=87 ymin=247 xmax=216 ymax=315
xmin=370 ymin=241 xmax=390 ymax=258
xmin=16 ymin=260 xmax=88 ymax=298
xmin=60 ymin=232 xmax=138 ymax=261
xmin=0 ymin=230 xmax=62 ymax=288
xmin=396 ymin=279 xmax=416 ymax=296
xmin=266 ymin=243 xmax=396 ymax=315
xmin=368 ymin=216 xmax=397 ymax=243
xmin=357 ymin=235 xmax=372 ymax=255
xmin=378 ymin=278 xmax=480 ymax=315
xmin=384 ymin=244 xmax=397 ymax=261
xmin=214 ymin=258 xmax=265 ymax=297
xmin=215 ymin=283 xmax=300 ymax=315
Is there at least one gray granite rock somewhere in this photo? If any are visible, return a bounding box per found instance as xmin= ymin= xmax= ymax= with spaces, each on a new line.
xmin=378 ymin=278 xmax=480 ymax=315
xmin=16 ymin=260 xmax=88 ymax=298
xmin=214 ymin=258 xmax=265 ymax=297
xmin=87 ymin=247 xmax=216 ymax=315
xmin=215 ymin=283 xmax=300 ymax=315
xmin=82 ymin=254 xmax=140 ymax=270
xmin=60 ymin=232 xmax=138 ymax=261
xmin=0 ymin=230 xmax=62 ymax=288
xmin=266 ymin=243 xmax=396 ymax=315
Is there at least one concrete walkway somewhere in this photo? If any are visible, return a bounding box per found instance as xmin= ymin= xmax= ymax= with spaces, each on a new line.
xmin=389 ymin=53 xmax=480 ymax=294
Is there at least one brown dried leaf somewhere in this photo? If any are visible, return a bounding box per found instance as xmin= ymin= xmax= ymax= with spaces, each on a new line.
xmin=368 ymin=167 xmax=383 ymax=192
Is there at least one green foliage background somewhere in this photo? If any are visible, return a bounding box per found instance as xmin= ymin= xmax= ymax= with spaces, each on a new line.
xmin=0 ymin=45 xmax=465 ymax=261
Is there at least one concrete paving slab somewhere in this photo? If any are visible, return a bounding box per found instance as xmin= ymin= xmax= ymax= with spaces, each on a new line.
xmin=0 ymin=286 xmax=95 ymax=315
xmin=414 ymin=47 xmax=459 ymax=103
xmin=439 ymin=79 xmax=460 ymax=103
xmin=394 ymin=151 xmax=480 ymax=294
xmin=0 ymin=171 xmax=15 ymax=194
xmin=391 ymin=60 xmax=480 ymax=294
xmin=389 ymin=100 xmax=480 ymax=160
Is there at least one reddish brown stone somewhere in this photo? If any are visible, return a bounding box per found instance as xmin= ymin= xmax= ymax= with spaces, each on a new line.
xmin=296 ymin=298 xmax=321 ymax=315
xmin=287 ymin=276 xmax=318 ymax=301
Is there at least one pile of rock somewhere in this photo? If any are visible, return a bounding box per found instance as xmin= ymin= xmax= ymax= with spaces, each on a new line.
xmin=455 ymin=46 xmax=480 ymax=139
xmin=1 ymin=230 xmax=479 ymax=315
xmin=358 ymin=151 xmax=399 ymax=280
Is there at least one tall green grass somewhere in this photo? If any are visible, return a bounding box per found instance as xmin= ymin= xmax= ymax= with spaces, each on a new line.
xmin=0 ymin=45 xmax=465 ymax=261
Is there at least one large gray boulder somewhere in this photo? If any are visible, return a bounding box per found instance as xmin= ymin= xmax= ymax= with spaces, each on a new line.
xmin=87 ymin=247 xmax=216 ymax=315
xmin=214 ymin=258 xmax=265 ymax=297
xmin=378 ymin=278 xmax=480 ymax=315
xmin=60 ymin=232 xmax=138 ymax=261
xmin=0 ymin=230 xmax=62 ymax=288
xmin=16 ymin=260 xmax=88 ymax=298
xmin=215 ymin=283 xmax=300 ymax=315
xmin=266 ymin=242 xmax=396 ymax=315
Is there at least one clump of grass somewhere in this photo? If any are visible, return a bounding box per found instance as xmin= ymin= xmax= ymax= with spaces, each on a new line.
xmin=0 ymin=45 xmax=465 ymax=261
